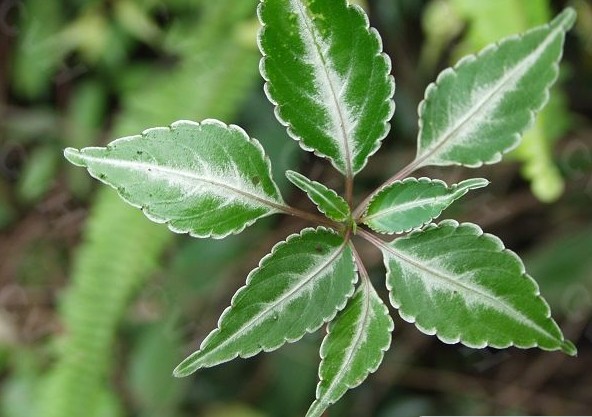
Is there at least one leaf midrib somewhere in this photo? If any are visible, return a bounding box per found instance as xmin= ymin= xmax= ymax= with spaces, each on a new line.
xmin=77 ymin=152 xmax=285 ymax=212
xmin=381 ymin=242 xmax=558 ymax=342
xmin=196 ymin=239 xmax=349 ymax=366
xmin=363 ymin=194 xmax=450 ymax=223
xmin=321 ymin=283 xmax=371 ymax=403
xmin=292 ymin=0 xmax=354 ymax=178
xmin=292 ymin=175 xmax=348 ymax=219
xmin=416 ymin=23 xmax=563 ymax=167
xmin=308 ymin=186 xmax=348 ymax=218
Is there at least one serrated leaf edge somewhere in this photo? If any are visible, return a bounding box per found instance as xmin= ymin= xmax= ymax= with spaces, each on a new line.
xmin=257 ymin=0 xmax=395 ymax=176
xmin=382 ymin=219 xmax=575 ymax=355
xmin=307 ymin=279 xmax=393 ymax=417
xmin=415 ymin=8 xmax=575 ymax=169
xmin=64 ymin=119 xmax=285 ymax=240
xmin=173 ymin=226 xmax=357 ymax=376
xmin=362 ymin=177 xmax=489 ymax=234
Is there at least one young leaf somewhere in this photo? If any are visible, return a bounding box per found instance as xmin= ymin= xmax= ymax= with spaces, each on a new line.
xmin=415 ymin=8 xmax=575 ymax=169
xmin=307 ymin=280 xmax=393 ymax=417
xmin=174 ymin=227 xmax=357 ymax=377
xmin=64 ymin=120 xmax=285 ymax=239
xmin=379 ymin=220 xmax=576 ymax=355
xmin=258 ymin=0 xmax=395 ymax=177
xmin=361 ymin=177 xmax=488 ymax=234
xmin=361 ymin=178 xmax=489 ymax=234
xmin=286 ymin=170 xmax=350 ymax=222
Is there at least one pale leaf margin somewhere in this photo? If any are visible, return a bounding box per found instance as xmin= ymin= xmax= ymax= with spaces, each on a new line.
xmin=414 ymin=8 xmax=576 ymax=169
xmin=359 ymin=223 xmax=577 ymax=356
xmin=361 ymin=177 xmax=489 ymax=234
xmin=64 ymin=119 xmax=286 ymax=240
xmin=173 ymin=226 xmax=357 ymax=377
xmin=257 ymin=0 xmax=395 ymax=178
xmin=352 ymin=8 xmax=577 ymax=218
xmin=306 ymin=248 xmax=393 ymax=417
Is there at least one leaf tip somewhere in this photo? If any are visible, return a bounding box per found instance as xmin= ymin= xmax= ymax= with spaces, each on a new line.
xmin=561 ymin=340 xmax=578 ymax=357
xmin=172 ymin=355 xmax=201 ymax=378
xmin=284 ymin=170 xmax=298 ymax=181
xmin=63 ymin=147 xmax=85 ymax=167
xmin=553 ymin=7 xmax=577 ymax=32
xmin=458 ymin=178 xmax=490 ymax=190
xmin=171 ymin=367 xmax=192 ymax=378
xmin=305 ymin=399 xmax=328 ymax=417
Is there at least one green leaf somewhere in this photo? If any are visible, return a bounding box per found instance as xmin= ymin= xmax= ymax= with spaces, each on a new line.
xmin=39 ymin=190 xmax=171 ymax=417
xmin=64 ymin=120 xmax=284 ymax=239
xmin=286 ymin=170 xmax=350 ymax=222
xmin=11 ymin=0 xmax=66 ymax=98
xmin=17 ymin=146 xmax=60 ymax=204
xmin=362 ymin=177 xmax=488 ymax=234
xmin=525 ymin=226 xmax=592 ymax=315
xmin=306 ymin=280 xmax=393 ymax=417
xmin=258 ymin=0 xmax=395 ymax=176
xmin=127 ymin=321 xmax=186 ymax=416
xmin=448 ymin=0 xmax=571 ymax=203
xmin=380 ymin=220 xmax=576 ymax=355
xmin=415 ymin=8 xmax=576 ymax=169
xmin=115 ymin=11 xmax=260 ymax=136
xmin=514 ymin=94 xmax=570 ymax=202
xmin=174 ymin=227 xmax=357 ymax=376
xmin=451 ymin=0 xmax=551 ymax=56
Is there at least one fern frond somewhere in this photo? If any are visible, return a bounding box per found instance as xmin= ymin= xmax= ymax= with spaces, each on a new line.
xmin=39 ymin=2 xmax=262 ymax=416
xmin=39 ymin=190 xmax=172 ymax=417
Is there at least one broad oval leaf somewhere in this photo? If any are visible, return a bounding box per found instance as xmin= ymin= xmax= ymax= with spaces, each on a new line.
xmin=380 ymin=220 xmax=576 ymax=355
xmin=415 ymin=8 xmax=576 ymax=168
xmin=173 ymin=227 xmax=357 ymax=377
xmin=306 ymin=280 xmax=393 ymax=417
xmin=64 ymin=119 xmax=284 ymax=239
xmin=286 ymin=170 xmax=350 ymax=222
xmin=258 ymin=0 xmax=395 ymax=176
xmin=362 ymin=177 xmax=488 ymax=234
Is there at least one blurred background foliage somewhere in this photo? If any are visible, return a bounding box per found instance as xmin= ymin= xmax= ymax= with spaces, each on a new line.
xmin=0 ymin=0 xmax=591 ymax=416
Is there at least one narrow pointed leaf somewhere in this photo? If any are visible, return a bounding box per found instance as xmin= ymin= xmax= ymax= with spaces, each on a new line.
xmin=174 ymin=227 xmax=357 ymax=377
xmin=64 ymin=120 xmax=284 ymax=239
xmin=415 ymin=8 xmax=576 ymax=168
xmin=362 ymin=177 xmax=488 ymax=234
xmin=380 ymin=220 xmax=576 ymax=355
xmin=307 ymin=281 xmax=393 ymax=417
xmin=286 ymin=170 xmax=350 ymax=222
xmin=258 ymin=0 xmax=395 ymax=176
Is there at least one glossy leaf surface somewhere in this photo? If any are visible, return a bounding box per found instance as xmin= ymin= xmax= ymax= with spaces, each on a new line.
xmin=286 ymin=170 xmax=350 ymax=222
xmin=381 ymin=220 xmax=576 ymax=354
xmin=307 ymin=280 xmax=392 ymax=417
xmin=362 ymin=177 xmax=488 ymax=234
xmin=259 ymin=0 xmax=395 ymax=176
xmin=64 ymin=120 xmax=284 ymax=239
xmin=415 ymin=8 xmax=575 ymax=168
xmin=174 ymin=227 xmax=356 ymax=377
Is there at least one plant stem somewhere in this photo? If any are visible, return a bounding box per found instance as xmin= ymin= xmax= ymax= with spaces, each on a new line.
xmin=358 ymin=227 xmax=425 ymax=274
xmin=345 ymin=174 xmax=354 ymax=207
xmin=352 ymin=158 xmax=424 ymax=219
xmin=278 ymin=204 xmax=342 ymax=230
xmin=357 ymin=227 xmax=388 ymax=251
